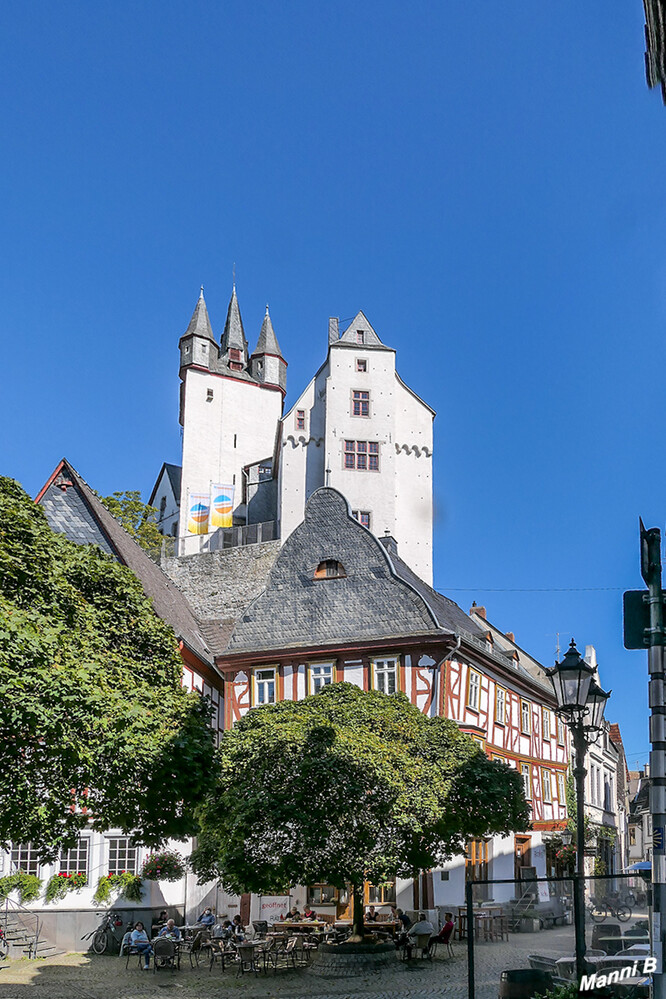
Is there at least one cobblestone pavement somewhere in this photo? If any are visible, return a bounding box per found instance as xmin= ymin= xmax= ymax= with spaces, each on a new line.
xmin=0 ymin=926 xmax=579 ymax=999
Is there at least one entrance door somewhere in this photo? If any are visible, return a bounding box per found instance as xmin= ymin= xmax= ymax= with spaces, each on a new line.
xmin=514 ymin=835 xmax=532 ymax=882
xmin=240 ymin=892 xmax=251 ymax=926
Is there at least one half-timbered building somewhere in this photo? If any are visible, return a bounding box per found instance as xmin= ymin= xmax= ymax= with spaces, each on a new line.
xmin=211 ymin=486 xmax=569 ymax=923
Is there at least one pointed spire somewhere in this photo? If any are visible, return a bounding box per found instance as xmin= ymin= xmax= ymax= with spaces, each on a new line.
xmin=220 ymin=285 xmax=247 ymax=355
xmin=183 ymin=287 xmax=215 ymax=343
xmin=254 ymin=304 xmax=283 ymax=357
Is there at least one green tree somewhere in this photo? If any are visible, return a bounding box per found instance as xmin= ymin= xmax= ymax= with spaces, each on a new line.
xmin=0 ymin=477 xmax=215 ymax=858
xmin=100 ymin=491 xmax=163 ymax=559
xmin=191 ymin=683 xmax=530 ymax=938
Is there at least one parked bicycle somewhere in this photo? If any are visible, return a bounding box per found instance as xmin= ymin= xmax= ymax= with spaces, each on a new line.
xmin=80 ymin=911 xmax=126 ymax=954
xmin=588 ymin=895 xmax=632 ymax=923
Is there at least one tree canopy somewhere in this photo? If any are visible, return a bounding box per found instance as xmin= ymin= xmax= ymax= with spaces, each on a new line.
xmin=0 ymin=477 xmax=215 ymax=858
xmin=191 ymin=683 xmax=530 ymax=932
xmin=100 ymin=491 xmax=163 ymax=559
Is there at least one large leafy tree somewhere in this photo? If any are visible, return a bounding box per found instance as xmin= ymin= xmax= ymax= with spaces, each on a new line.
xmin=0 ymin=477 xmax=215 ymax=858
xmin=100 ymin=491 xmax=164 ymax=559
xmin=191 ymin=682 xmax=530 ymax=937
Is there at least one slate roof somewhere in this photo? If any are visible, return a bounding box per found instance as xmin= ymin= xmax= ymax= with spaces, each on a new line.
xmin=226 ymin=488 xmax=443 ymax=654
xmin=181 ymin=288 xmax=216 ymax=344
xmin=339 ymin=310 xmax=387 ymax=348
xmin=220 ymin=286 xmax=248 ymax=354
xmin=37 ymin=459 xmax=211 ymax=664
xmin=253 ymin=306 xmax=283 ymax=358
xmin=148 ymin=462 xmax=182 ymax=508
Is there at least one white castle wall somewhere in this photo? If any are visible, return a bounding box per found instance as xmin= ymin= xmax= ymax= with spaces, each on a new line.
xmin=179 ymin=368 xmax=283 ymax=553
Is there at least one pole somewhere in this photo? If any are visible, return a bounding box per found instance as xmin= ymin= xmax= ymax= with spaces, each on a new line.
xmin=643 ymin=524 xmax=666 ymax=997
xmin=466 ymin=878 xmax=475 ymax=999
xmin=572 ymin=725 xmax=588 ymax=984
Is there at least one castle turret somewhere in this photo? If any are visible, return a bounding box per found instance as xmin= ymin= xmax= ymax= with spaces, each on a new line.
xmin=179 ymin=287 xmax=217 ymax=374
xmin=250 ymin=306 xmax=287 ymax=392
xmin=219 ymin=285 xmax=249 ymax=372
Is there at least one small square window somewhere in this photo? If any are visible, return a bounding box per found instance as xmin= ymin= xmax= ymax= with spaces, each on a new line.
xmin=206 ymin=388 xmax=214 ymax=402
xmin=296 ymin=410 xmax=306 ymax=430
xmin=352 ymin=510 xmax=371 ymax=529
xmin=373 ymin=658 xmax=397 ymax=694
xmin=59 ymin=839 xmax=89 ymax=876
xmin=356 ymin=330 xmax=365 ymax=344
xmin=230 ymin=348 xmax=242 ymax=361
xmin=356 ymin=359 xmax=367 ymax=372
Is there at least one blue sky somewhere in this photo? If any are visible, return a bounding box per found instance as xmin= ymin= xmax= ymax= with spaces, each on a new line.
xmin=1 ymin=2 xmax=663 ymax=767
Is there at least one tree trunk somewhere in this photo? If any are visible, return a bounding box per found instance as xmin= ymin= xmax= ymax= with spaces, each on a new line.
xmin=350 ymin=881 xmax=365 ymax=941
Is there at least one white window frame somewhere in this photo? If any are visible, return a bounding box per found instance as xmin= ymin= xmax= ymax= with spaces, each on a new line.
xmin=521 ymin=700 xmax=531 ymax=734
xmin=310 ymin=662 xmax=334 ymax=694
xmin=495 ymin=686 xmax=506 ymax=725
xmin=107 ymin=837 xmax=138 ymax=875
xmin=10 ymin=844 xmax=40 ymax=877
xmin=542 ymin=769 xmax=552 ymax=803
xmin=59 ymin=838 xmax=89 ymax=877
xmin=557 ymin=772 xmax=566 ymax=804
xmin=542 ymin=708 xmax=551 ymax=741
xmin=521 ymin=763 xmax=532 ymax=799
xmin=467 ymin=670 xmax=480 ymax=711
xmin=372 ymin=657 xmax=398 ymax=695
xmin=557 ymin=716 xmax=565 ymax=745
xmin=355 ymin=358 xmax=367 ymax=372
xmin=254 ymin=668 xmax=276 ymax=706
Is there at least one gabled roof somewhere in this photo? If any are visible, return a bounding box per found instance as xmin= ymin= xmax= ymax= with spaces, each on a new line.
xmin=338 ymin=311 xmax=387 ymax=348
xmin=180 ymin=287 xmax=216 ymax=344
xmin=148 ymin=462 xmax=182 ymax=507
xmin=253 ymin=305 xmax=283 ymax=358
xmin=36 ymin=459 xmax=211 ymax=665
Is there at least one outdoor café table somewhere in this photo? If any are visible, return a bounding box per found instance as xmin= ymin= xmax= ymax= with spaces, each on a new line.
xmin=597 ymin=934 xmax=623 ymax=955
xmin=276 ymin=921 xmax=326 ymax=933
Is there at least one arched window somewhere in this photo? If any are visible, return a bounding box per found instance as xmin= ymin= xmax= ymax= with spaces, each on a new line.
xmin=314 ymin=559 xmax=346 ymax=580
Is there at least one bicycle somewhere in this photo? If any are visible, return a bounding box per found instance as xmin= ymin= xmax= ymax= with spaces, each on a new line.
xmin=588 ymin=895 xmax=632 ymax=923
xmin=81 ymin=911 xmax=124 ymax=955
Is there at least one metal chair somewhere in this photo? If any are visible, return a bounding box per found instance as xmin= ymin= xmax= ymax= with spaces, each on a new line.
xmin=184 ymin=929 xmax=210 ymax=968
xmin=272 ymin=935 xmax=299 ymax=971
xmin=412 ymin=933 xmax=433 ymax=959
xmin=209 ymin=938 xmax=236 ymax=973
xmin=153 ymin=936 xmax=177 ymax=973
xmin=252 ymin=920 xmax=268 ymax=939
xmin=235 ymin=943 xmax=259 ymax=977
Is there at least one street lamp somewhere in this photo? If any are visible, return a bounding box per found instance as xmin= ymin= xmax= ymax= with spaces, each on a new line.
xmin=546 ymin=639 xmax=611 ymax=984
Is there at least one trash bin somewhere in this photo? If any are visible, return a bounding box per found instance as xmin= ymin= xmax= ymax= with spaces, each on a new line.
xmin=498 ymin=968 xmax=553 ymax=998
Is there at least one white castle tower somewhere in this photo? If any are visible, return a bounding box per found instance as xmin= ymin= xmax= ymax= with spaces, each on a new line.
xmin=278 ymin=311 xmax=434 ymax=583
xmin=177 ymin=287 xmax=286 ymax=554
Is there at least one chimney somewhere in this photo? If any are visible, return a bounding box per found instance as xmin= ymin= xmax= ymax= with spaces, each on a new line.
xmin=470 ymin=601 xmax=486 ymax=620
xmin=584 ymin=644 xmax=597 ymax=668
xmin=505 ymin=631 xmax=515 ymax=643
xmin=328 ymin=317 xmax=339 ymax=344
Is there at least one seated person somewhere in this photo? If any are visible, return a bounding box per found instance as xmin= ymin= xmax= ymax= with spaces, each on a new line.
xmin=393 ymin=906 xmax=412 ymax=930
xmin=365 ymin=905 xmax=379 ymax=922
xmin=198 ymin=907 xmax=215 ymax=927
xmin=158 ymin=919 xmax=181 ymax=940
xmin=429 ymin=912 xmax=454 ymax=950
xmin=151 ymin=909 xmax=169 ymax=937
xmin=302 ymin=904 xmax=317 ymax=920
xmin=404 ymin=912 xmax=435 ymax=958
xmin=212 ymin=919 xmax=234 ymax=941
xmin=130 ymin=921 xmax=153 ymax=969
xmin=232 ymin=914 xmax=246 ymax=940
xmin=287 ymin=906 xmax=301 ymax=921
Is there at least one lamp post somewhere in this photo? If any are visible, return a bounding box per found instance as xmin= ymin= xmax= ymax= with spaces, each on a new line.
xmin=546 ymin=640 xmax=611 ymax=984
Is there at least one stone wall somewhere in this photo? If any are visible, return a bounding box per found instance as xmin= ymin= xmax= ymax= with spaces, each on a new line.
xmin=162 ymin=540 xmax=279 ymax=621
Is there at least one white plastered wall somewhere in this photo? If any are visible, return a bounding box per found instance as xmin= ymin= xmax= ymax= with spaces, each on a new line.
xmin=179 ymin=368 xmax=283 ymax=553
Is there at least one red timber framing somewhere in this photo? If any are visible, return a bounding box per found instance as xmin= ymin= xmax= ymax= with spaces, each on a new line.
xmin=443 ymin=648 xmax=568 ymax=834
xmin=216 ymin=634 xmax=457 ymax=728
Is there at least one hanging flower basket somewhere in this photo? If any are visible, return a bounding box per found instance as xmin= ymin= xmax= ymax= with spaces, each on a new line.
xmin=140 ymin=850 xmax=186 ymax=882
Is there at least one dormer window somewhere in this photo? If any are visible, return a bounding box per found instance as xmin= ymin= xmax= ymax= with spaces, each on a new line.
xmin=229 ymin=347 xmax=243 ymax=371
xmin=314 ymin=559 xmax=346 ymax=579
xmin=356 ymin=330 xmax=365 ymax=344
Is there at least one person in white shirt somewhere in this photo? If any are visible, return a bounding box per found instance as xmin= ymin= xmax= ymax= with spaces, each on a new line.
xmin=406 ymin=912 xmax=435 ymax=958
